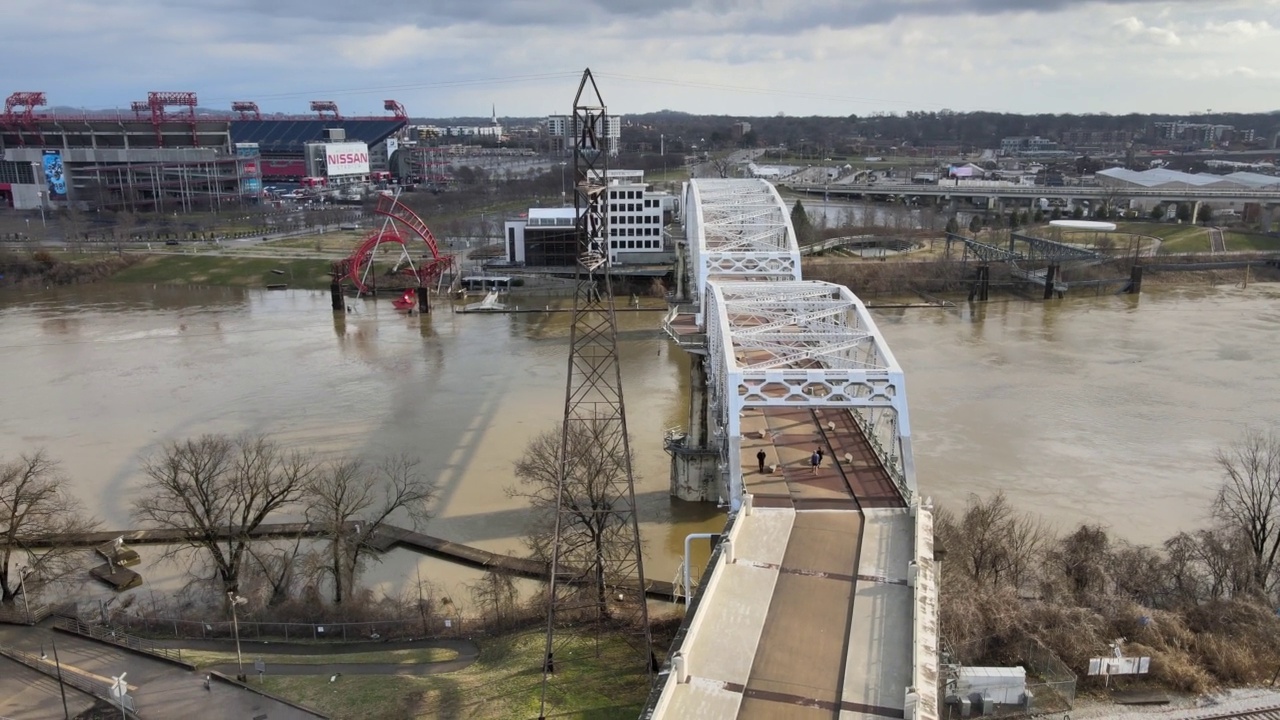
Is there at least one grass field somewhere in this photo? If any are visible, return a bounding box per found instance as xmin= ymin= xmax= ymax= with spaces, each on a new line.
xmin=182 ymin=647 xmax=459 ymax=668
xmin=267 ymin=231 xmax=369 ymax=252
xmin=1111 ymin=222 xmax=1211 ymax=253
xmin=259 ymin=631 xmax=651 ymax=720
xmin=111 ymin=254 xmax=334 ymax=289
xmin=1223 ymin=231 xmax=1280 ymax=252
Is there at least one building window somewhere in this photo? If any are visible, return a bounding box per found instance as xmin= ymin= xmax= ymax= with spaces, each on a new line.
xmin=610 ymin=228 xmax=617 ymax=236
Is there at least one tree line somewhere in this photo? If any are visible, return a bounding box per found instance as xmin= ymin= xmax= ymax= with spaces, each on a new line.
xmin=938 ymin=427 xmax=1280 ymax=691
xmin=0 ymin=434 xmax=436 ymax=610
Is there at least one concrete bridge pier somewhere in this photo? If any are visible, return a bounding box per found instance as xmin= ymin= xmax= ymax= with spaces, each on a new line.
xmin=1262 ymin=204 xmax=1275 ymax=234
xmin=668 ymin=353 xmax=722 ymax=502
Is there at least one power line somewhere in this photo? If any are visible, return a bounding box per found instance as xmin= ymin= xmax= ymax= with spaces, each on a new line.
xmin=199 ymin=71 xmax=583 ymax=106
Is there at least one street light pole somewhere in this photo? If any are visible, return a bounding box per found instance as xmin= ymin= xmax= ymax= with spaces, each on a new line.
xmin=17 ymin=565 xmax=31 ymax=624
xmin=227 ymin=592 xmax=248 ymax=681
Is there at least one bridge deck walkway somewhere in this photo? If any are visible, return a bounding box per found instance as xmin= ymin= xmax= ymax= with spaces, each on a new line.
xmin=679 ymin=407 xmax=912 ymax=720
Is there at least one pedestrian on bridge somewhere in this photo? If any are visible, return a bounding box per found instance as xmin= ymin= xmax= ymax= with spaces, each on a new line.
xmin=817 ymin=447 xmax=825 ymax=465
xmin=757 ymin=449 xmax=767 ymax=473
xmin=810 ymin=450 xmax=821 ymax=473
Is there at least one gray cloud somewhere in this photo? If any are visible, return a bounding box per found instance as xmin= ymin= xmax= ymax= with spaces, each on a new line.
xmin=3 ymin=0 xmax=1275 ymax=116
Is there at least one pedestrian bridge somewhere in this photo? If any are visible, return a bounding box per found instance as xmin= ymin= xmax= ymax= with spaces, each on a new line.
xmin=648 ymin=178 xmax=939 ymax=719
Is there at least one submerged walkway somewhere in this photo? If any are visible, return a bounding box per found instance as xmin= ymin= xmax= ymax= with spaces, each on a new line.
xmin=13 ymin=523 xmax=679 ymax=602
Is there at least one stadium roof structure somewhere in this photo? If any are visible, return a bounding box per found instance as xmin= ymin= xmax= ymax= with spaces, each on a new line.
xmin=229 ymin=118 xmax=406 ymax=155
xmin=1096 ymin=167 xmax=1274 ymax=190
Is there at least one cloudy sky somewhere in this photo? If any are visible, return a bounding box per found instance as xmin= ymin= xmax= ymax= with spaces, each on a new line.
xmin=8 ymin=0 xmax=1278 ymax=118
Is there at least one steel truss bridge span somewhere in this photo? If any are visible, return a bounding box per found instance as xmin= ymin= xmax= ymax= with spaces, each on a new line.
xmin=651 ymin=179 xmax=938 ymax=720
xmin=684 ymin=178 xmax=915 ymax=509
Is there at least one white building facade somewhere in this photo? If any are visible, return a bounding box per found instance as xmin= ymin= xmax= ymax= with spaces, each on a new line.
xmin=546 ymin=114 xmax=622 ymax=157
xmin=607 ymin=171 xmax=668 ymax=264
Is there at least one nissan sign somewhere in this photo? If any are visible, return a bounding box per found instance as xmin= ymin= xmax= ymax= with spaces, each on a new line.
xmin=323 ymin=142 xmax=370 ymax=177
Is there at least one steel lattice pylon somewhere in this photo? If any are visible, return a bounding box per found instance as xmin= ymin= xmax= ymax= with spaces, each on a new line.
xmin=538 ymin=69 xmax=655 ymax=718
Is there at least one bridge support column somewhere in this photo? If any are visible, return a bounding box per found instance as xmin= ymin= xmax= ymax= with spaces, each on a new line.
xmin=1128 ymin=265 xmax=1143 ymax=295
xmin=968 ymin=265 xmax=990 ymax=302
xmin=668 ymin=354 xmax=721 ymax=502
xmin=330 ymin=282 xmax=344 ymax=311
xmin=1043 ymin=264 xmax=1058 ymax=300
xmin=417 ymin=287 xmax=430 ymax=313
xmin=1262 ymin=204 xmax=1275 ymax=234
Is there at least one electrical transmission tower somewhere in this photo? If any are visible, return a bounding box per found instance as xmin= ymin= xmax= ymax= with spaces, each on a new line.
xmin=538 ymin=68 xmax=656 ymax=718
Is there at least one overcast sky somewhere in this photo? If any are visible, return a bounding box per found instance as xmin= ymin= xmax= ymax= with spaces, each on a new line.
xmin=8 ymin=0 xmax=1278 ymax=118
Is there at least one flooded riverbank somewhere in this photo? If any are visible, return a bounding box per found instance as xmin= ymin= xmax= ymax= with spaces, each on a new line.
xmin=2 ymin=281 xmax=1277 ymax=603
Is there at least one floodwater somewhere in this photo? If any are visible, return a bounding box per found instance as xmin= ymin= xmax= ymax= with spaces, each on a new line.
xmin=878 ymin=283 xmax=1280 ymax=544
xmin=0 ymin=285 xmax=722 ymax=604
xmin=2 ymin=281 xmax=1279 ymax=604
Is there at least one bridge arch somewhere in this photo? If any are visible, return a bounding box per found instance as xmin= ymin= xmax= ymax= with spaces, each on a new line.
xmin=679 ymin=178 xmax=915 ymax=511
xmin=685 ymin=178 xmax=802 ymax=317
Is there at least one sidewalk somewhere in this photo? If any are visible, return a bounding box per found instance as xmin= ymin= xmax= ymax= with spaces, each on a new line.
xmin=0 ymin=624 xmax=324 ymax=719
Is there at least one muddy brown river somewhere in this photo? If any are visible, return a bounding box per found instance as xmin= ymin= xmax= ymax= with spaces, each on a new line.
xmin=2 ymin=282 xmax=1278 ymax=603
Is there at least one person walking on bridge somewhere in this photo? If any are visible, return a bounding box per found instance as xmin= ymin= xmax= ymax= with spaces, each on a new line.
xmin=810 ymin=450 xmax=821 ymax=474
xmin=757 ymin=448 xmax=767 ymax=474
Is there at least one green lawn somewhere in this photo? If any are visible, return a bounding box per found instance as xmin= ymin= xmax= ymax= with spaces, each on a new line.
xmin=259 ymin=631 xmax=652 ymax=720
xmin=182 ymin=647 xmax=459 ymax=668
xmin=1224 ymin=231 xmax=1280 ymax=252
xmin=111 ymin=254 xmax=335 ymax=289
xmin=1112 ymin=222 xmax=1211 ymax=253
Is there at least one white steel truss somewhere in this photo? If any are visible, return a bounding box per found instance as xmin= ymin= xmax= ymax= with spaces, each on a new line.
xmin=685 ymin=179 xmax=801 ymax=316
xmin=704 ymin=280 xmax=915 ymax=508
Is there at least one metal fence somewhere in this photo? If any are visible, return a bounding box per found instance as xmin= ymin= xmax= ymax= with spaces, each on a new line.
xmin=0 ymin=644 xmax=139 ymax=718
xmin=1022 ymin=641 xmax=1077 ymax=715
xmin=111 ymin=614 xmax=464 ymax=642
xmin=55 ymin=617 xmax=186 ymax=665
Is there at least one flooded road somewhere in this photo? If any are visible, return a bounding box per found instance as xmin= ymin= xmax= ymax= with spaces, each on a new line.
xmin=2 ymin=281 xmax=1278 ymax=603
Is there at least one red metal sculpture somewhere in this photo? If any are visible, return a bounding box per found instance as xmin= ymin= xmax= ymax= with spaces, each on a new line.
xmin=335 ymin=193 xmax=452 ymax=296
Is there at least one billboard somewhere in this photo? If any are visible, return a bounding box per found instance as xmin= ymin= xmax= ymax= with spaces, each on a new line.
xmin=42 ymin=150 xmax=67 ymax=199
xmin=323 ymin=142 xmax=370 ymax=177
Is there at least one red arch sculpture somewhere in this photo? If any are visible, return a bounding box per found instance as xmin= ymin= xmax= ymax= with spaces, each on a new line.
xmin=335 ymin=193 xmax=453 ymax=295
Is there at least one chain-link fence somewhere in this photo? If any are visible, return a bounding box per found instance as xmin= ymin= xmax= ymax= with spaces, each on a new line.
xmin=110 ymin=613 xmax=468 ymax=642
xmin=938 ymin=639 xmax=1076 ymax=718
xmin=1022 ymin=641 xmax=1077 ymax=715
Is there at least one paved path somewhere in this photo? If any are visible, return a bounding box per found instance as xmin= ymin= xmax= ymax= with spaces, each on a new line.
xmin=171 ymin=637 xmax=481 ymax=677
xmin=0 ymin=625 xmax=324 ymax=719
xmin=1211 ymin=226 xmax=1227 ymax=253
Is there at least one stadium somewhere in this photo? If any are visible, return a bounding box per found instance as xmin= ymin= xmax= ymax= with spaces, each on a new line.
xmin=0 ymin=91 xmax=408 ymax=212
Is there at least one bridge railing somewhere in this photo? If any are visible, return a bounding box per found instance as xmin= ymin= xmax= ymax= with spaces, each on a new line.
xmin=848 ymin=408 xmax=912 ymax=504
xmin=0 ymin=643 xmax=138 ymax=717
xmin=55 ymin=616 xmax=187 ymax=665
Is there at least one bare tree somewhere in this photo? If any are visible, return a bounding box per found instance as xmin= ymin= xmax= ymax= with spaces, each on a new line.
xmin=942 ymin=492 xmax=1048 ymax=591
xmin=1213 ymin=428 xmax=1280 ymax=593
xmin=468 ymin=570 xmax=519 ymax=629
xmin=305 ymin=455 xmax=436 ymax=605
xmin=244 ymin=538 xmax=306 ymax=607
xmin=1048 ymin=524 xmax=1111 ymax=601
xmin=508 ymin=418 xmax=639 ymax=614
xmin=132 ymin=434 xmax=318 ymax=593
xmin=0 ymin=451 xmax=99 ymax=603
